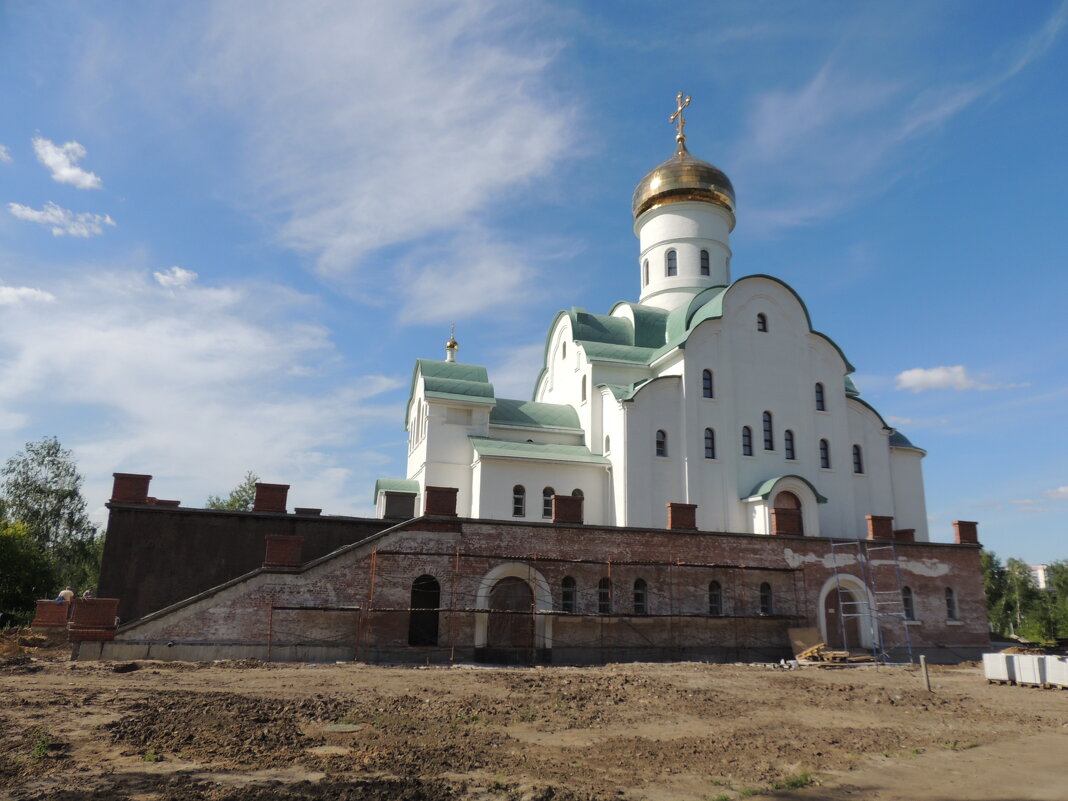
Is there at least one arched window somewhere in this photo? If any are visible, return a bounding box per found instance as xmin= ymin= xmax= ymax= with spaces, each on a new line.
xmin=700 ymin=249 xmax=710 ymax=276
xmin=759 ymin=582 xmax=773 ymax=615
xmin=407 ymin=575 xmax=440 ymax=646
xmin=581 ymin=376 xmax=587 ymax=402
xmin=643 ymin=259 xmax=649 ymax=286
xmin=604 ymin=435 xmax=611 ymax=454
xmin=666 ymin=249 xmax=678 ymax=276
xmin=704 ymin=428 xmax=716 ymax=459
xmin=571 ymin=488 xmax=583 ymax=499
xmin=561 ymin=342 xmax=566 ymax=360
xmin=945 ymin=587 xmax=958 ymax=620
xmin=742 ymin=426 xmax=753 ymax=456
xmin=819 ymin=439 xmax=831 ymax=469
xmin=561 ymin=576 xmax=577 ymax=613
xmin=762 ymin=411 xmax=774 ymax=450
xmin=784 ymin=430 xmax=796 ymax=460
xmin=902 ymin=586 xmax=915 ymax=621
xmin=757 ymin=313 xmax=768 ymax=332
xmin=708 ymin=581 xmax=723 ymax=616
xmin=852 ymin=444 xmax=864 ymax=474
xmin=512 ymin=485 xmax=525 ymax=517
xmin=656 ymin=429 xmax=668 ymax=457
xmin=702 ymin=368 xmax=714 ymax=398
xmin=815 ymin=382 xmax=826 ymax=411
xmin=598 ymin=577 xmax=612 ymax=614
xmin=542 ymin=487 xmax=554 ymax=518
xmin=633 ymin=579 xmax=648 ymax=614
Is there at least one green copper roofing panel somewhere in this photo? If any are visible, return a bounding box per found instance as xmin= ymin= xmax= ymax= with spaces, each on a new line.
xmin=415 ymin=359 xmax=490 ymax=384
xmin=610 ymin=302 xmax=670 ymax=348
xmin=406 ymin=359 xmax=495 ymax=430
xmin=889 ymin=430 xmax=925 ymax=453
xmin=490 ymin=398 xmax=581 ymax=430
xmin=470 ymin=437 xmax=610 ymax=465
xmin=373 ymin=478 xmax=419 ymax=503
xmin=844 ymin=375 xmax=860 ymax=397
xmin=581 ymin=341 xmax=656 ymax=364
xmin=745 ymin=475 xmax=828 ymax=504
xmin=423 ymin=375 xmax=495 ymax=401
xmin=570 ymin=308 xmax=634 ymax=346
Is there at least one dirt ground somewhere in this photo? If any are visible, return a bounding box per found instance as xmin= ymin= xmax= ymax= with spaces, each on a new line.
xmin=1 ymin=638 xmax=1066 ymax=801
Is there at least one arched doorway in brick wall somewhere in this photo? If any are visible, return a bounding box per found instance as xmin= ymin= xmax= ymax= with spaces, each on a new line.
xmin=772 ymin=491 xmax=804 ymax=536
xmin=817 ymin=574 xmax=875 ymax=651
xmin=407 ymin=575 xmax=440 ymax=647
xmin=484 ymin=577 xmax=535 ymax=664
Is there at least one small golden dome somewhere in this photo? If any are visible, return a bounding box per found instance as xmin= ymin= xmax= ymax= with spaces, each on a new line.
xmin=631 ymin=140 xmax=736 ymax=221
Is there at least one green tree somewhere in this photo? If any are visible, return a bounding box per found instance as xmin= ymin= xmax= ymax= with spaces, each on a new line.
xmin=205 ymin=471 xmax=260 ymax=511
xmin=980 ymin=550 xmax=1010 ymax=635
xmin=1004 ymin=558 xmax=1039 ymax=637
xmin=0 ymin=521 xmax=59 ymax=625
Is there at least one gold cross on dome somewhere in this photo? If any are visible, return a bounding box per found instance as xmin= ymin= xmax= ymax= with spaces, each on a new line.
xmin=670 ymin=92 xmax=691 ymax=143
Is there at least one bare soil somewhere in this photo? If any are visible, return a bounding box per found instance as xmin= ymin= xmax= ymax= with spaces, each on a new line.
xmin=1 ymin=644 xmax=1065 ymax=801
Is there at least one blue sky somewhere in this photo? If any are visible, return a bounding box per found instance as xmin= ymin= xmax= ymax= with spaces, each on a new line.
xmin=0 ymin=1 xmax=1065 ymax=563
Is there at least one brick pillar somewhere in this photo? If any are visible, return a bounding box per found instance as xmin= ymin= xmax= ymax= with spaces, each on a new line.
xmin=893 ymin=528 xmax=915 ymax=543
xmin=69 ymin=598 xmax=120 ymax=642
xmin=31 ymin=600 xmax=70 ymax=628
xmin=110 ymin=473 xmax=151 ymax=504
xmin=953 ymin=520 xmax=979 ymax=544
xmin=381 ymin=491 xmax=417 ymax=520
xmin=866 ymin=515 xmax=894 ymax=540
xmin=552 ymin=494 xmax=583 ymax=524
xmin=253 ymin=483 xmax=290 ymax=513
xmin=423 ymin=486 xmax=458 ymax=517
xmin=666 ymin=502 xmax=697 ymax=531
xmin=264 ymin=534 xmax=304 ymax=567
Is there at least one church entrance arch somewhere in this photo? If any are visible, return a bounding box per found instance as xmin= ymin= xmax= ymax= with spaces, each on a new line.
xmin=816 ymin=574 xmax=874 ymax=651
xmin=772 ymin=491 xmax=803 ymax=536
xmin=473 ymin=563 xmax=553 ymax=664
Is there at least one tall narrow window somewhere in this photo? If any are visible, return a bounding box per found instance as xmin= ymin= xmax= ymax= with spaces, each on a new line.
xmin=815 ymin=382 xmax=826 ymax=411
xmin=784 ymin=430 xmax=796 ymax=460
xmin=598 ymin=578 xmax=612 ymax=614
xmin=945 ymin=587 xmax=958 ymax=620
xmin=819 ymin=439 xmax=831 ymax=469
xmin=561 ymin=576 xmax=577 ymax=613
xmin=604 ymin=435 xmax=611 ymax=454
xmin=757 ymin=313 xmax=768 ymax=332
xmin=643 ymin=259 xmax=649 ymax=286
xmin=561 ymin=342 xmax=566 ymax=359
xmin=759 ymin=582 xmax=773 ymax=615
xmin=581 ymin=376 xmax=587 ymax=402
xmin=704 ymin=428 xmax=716 ymax=459
xmin=666 ymin=249 xmax=678 ymax=276
xmin=742 ymin=426 xmax=753 ymax=456
xmin=902 ymin=586 xmax=915 ymax=621
xmin=852 ymin=444 xmax=864 ymax=474
xmin=512 ymin=485 xmax=525 ymax=517
xmin=656 ymin=429 xmax=668 ymax=457
xmin=762 ymin=411 xmax=774 ymax=450
xmin=702 ymin=368 xmax=714 ymax=398
xmin=542 ymin=487 xmax=554 ymax=518
xmin=633 ymin=579 xmax=648 ymax=615
xmin=708 ymin=581 xmax=723 ymax=616
xmin=700 ymin=249 xmax=710 ymax=276
xmin=408 ymin=575 xmax=440 ymax=646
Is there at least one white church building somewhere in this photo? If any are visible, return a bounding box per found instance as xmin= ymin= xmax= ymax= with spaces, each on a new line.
xmin=377 ymin=99 xmax=928 ymax=542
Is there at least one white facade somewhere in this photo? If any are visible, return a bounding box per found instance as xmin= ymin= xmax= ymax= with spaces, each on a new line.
xmin=378 ymin=140 xmax=929 ymax=542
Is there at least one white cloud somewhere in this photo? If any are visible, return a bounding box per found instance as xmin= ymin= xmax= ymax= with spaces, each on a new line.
xmin=894 ymin=365 xmax=1026 ymax=393
xmin=0 ymin=268 xmax=403 ymax=520
xmin=0 ymin=283 xmax=56 ymax=305
xmin=1043 ymin=486 xmax=1068 ymax=500
xmin=0 ymin=145 xmax=11 ymax=164
xmin=884 ymin=415 xmax=913 ymax=426
xmin=8 ymin=201 xmax=116 ymax=237
xmin=32 ymin=136 xmax=103 ymax=189
xmin=153 ymin=265 xmax=198 ymax=288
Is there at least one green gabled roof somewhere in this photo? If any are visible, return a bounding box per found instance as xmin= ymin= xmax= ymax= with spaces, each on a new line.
xmin=490 ymin=398 xmax=581 ymax=430
xmin=406 ymin=359 xmax=495 ymax=430
xmin=745 ymin=475 xmax=828 ymax=504
xmin=580 ymin=341 xmax=656 ymax=364
xmin=470 ymin=437 xmax=610 ymax=465
xmin=600 ymin=378 xmax=652 ymax=401
xmin=373 ymin=478 xmax=419 ymax=503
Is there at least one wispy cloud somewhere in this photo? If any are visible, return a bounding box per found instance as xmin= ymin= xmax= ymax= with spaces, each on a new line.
xmin=1044 ymin=486 xmax=1068 ymax=500
xmin=32 ymin=136 xmax=103 ymax=189
xmin=0 ymin=283 xmax=57 ymax=305
xmin=0 ymin=145 xmax=11 ymax=164
xmin=153 ymin=265 xmax=197 ymax=288
xmin=8 ymin=201 xmax=116 ymax=237
xmin=895 ymin=365 xmax=1026 ymax=393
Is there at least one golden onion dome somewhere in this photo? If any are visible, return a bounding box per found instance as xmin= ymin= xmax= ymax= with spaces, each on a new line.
xmin=631 ymin=140 xmax=736 ymax=221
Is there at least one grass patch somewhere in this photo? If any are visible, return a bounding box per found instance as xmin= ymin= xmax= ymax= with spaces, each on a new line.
xmin=771 ymin=771 xmax=814 ymax=790
xmin=29 ymin=731 xmax=51 ymax=759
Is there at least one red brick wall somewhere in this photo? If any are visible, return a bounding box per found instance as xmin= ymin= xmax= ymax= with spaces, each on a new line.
xmin=31 ymin=600 xmax=70 ymax=628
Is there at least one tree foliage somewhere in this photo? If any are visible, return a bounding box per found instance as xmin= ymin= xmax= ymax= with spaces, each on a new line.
xmin=981 ymin=549 xmax=1068 ymax=643
xmin=0 ymin=521 xmax=59 ymax=625
xmin=205 ymin=471 xmax=260 ymax=512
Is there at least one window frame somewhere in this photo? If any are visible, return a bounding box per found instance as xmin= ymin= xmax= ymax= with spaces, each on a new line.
xmin=757 ymin=313 xmax=768 ymax=332
xmin=815 ymin=382 xmax=826 ymax=411
xmin=762 ymin=411 xmax=774 ymax=451
xmin=512 ymin=485 xmax=525 ymax=517
xmin=819 ymin=439 xmax=831 ymax=469
xmin=561 ymin=576 xmax=577 ymax=614
xmin=702 ymin=368 xmax=714 ymax=398
xmin=700 ymin=249 xmax=710 ymax=276
xmin=633 ymin=578 xmax=648 ymax=615
xmin=597 ymin=577 xmax=612 ymax=615
xmin=655 ymin=429 xmax=668 ymax=457
xmin=759 ymin=582 xmax=773 ymax=615
xmin=704 ymin=428 xmax=716 ymax=459
xmin=784 ymin=429 xmax=795 ymax=460
xmin=902 ymin=586 xmax=915 ymax=621
xmin=852 ymin=444 xmax=864 ymax=474
xmin=542 ymin=487 xmax=554 ymax=518
xmin=742 ymin=426 xmax=753 ymax=456
xmin=945 ymin=587 xmax=958 ymax=621
xmin=666 ymin=249 xmax=678 ymax=277
xmin=708 ymin=580 xmax=723 ymax=616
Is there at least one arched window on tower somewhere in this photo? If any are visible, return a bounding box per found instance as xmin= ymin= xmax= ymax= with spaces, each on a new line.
xmin=763 ymin=411 xmax=774 ymax=450
xmin=704 ymin=428 xmax=716 ymax=459
xmin=643 ymin=259 xmax=649 ymax=286
xmin=700 ymin=249 xmax=710 ymax=276
xmin=561 ymin=576 xmax=577 ymax=613
xmin=784 ymin=430 xmax=796 ymax=460
xmin=542 ymin=487 xmax=554 ymax=518
xmin=742 ymin=426 xmax=753 ymax=456
xmin=820 ymin=439 xmax=831 ymax=469
xmin=666 ymin=249 xmax=678 ymax=276
xmin=853 ymin=444 xmax=864 ymax=474
xmin=757 ymin=313 xmax=768 ymax=332
xmin=512 ymin=485 xmax=525 ymax=517
xmin=759 ymin=582 xmax=773 ymax=615
xmin=815 ymin=382 xmax=826 ymax=411
xmin=633 ymin=579 xmax=648 ymax=615
xmin=656 ymin=429 xmax=668 ymax=457
xmin=708 ymin=580 xmax=723 ymax=616
xmin=702 ymin=368 xmax=714 ymax=398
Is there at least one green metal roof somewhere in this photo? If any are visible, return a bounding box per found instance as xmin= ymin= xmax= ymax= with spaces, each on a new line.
xmin=373 ymin=478 xmax=419 ymax=503
xmin=744 ymin=475 xmax=828 ymax=504
xmin=490 ymin=398 xmax=581 ymax=430
xmin=889 ymin=429 xmax=925 ymax=453
xmin=570 ymin=308 xmax=634 ymax=345
xmin=608 ymin=302 xmax=670 ymax=348
xmin=406 ymin=359 xmax=495 ymax=429
xmin=470 ymin=437 xmax=610 ymax=465
xmin=845 ymin=375 xmax=860 ymax=397
xmin=580 ymin=341 xmax=656 ymax=364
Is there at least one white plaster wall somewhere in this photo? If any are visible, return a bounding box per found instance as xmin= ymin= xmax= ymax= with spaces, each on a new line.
xmin=622 ymin=376 xmax=683 ymax=528
xmin=472 ymin=457 xmax=608 ymax=524
xmin=890 ymin=448 xmax=930 ymax=541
